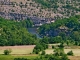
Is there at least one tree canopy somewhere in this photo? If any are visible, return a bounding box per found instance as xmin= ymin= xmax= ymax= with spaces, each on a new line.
xmin=38 ymin=15 xmax=80 ymax=43
xmin=0 ymin=17 xmax=37 ymax=46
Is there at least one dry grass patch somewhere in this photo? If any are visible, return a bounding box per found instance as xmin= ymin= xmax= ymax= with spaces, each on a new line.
xmin=0 ymin=45 xmax=35 ymax=55
xmin=68 ymin=56 xmax=80 ymax=60
xmin=45 ymin=49 xmax=80 ymax=56
xmin=64 ymin=49 xmax=80 ymax=56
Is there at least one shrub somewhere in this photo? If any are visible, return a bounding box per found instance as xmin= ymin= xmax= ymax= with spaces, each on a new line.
xmin=14 ymin=58 xmax=27 ymax=60
xmin=61 ymin=54 xmax=70 ymax=60
xmin=4 ymin=49 xmax=12 ymax=55
xmin=52 ymin=45 xmax=55 ymax=49
xmin=41 ymin=50 xmax=45 ymax=55
xmin=67 ymin=50 xmax=74 ymax=56
xmin=33 ymin=43 xmax=48 ymax=54
xmin=54 ymin=48 xmax=65 ymax=56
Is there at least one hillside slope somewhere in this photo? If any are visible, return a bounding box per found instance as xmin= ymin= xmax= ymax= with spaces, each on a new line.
xmin=0 ymin=0 xmax=80 ymax=20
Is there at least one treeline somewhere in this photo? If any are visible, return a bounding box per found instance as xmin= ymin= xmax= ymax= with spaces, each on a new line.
xmin=0 ymin=17 xmax=37 ymax=46
xmin=38 ymin=15 xmax=80 ymax=44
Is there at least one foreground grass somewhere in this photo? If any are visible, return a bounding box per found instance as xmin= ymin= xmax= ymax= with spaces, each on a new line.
xmin=0 ymin=54 xmax=38 ymax=60
xmin=0 ymin=54 xmax=80 ymax=60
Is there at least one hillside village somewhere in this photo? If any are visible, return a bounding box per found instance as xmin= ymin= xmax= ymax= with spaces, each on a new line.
xmin=0 ymin=0 xmax=80 ymax=26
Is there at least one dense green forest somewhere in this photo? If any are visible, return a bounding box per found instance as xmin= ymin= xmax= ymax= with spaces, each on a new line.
xmin=0 ymin=17 xmax=37 ymax=46
xmin=39 ymin=15 xmax=80 ymax=44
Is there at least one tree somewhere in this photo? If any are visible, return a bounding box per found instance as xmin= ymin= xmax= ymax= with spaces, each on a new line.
xmin=58 ymin=43 xmax=64 ymax=48
xmin=33 ymin=43 xmax=48 ymax=54
xmin=61 ymin=54 xmax=70 ymax=60
xmin=40 ymin=36 xmax=49 ymax=44
xmin=54 ymin=48 xmax=65 ymax=56
xmin=0 ymin=17 xmax=37 ymax=46
xmin=33 ymin=44 xmax=43 ymax=54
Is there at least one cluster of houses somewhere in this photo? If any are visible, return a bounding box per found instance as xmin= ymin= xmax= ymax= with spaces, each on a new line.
xmin=0 ymin=12 xmax=55 ymax=26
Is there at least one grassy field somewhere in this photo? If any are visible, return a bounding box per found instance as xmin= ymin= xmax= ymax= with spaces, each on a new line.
xmin=0 ymin=45 xmax=35 ymax=55
xmin=0 ymin=45 xmax=80 ymax=60
xmin=0 ymin=45 xmax=37 ymax=60
xmin=0 ymin=55 xmax=80 ymax=60
xmin=0 ymin=45 xmax=80 ymax=56
xmin=45 ymin=48 xmax=80 ymax=60
xmin=45 ymin=49 xmax=80 ymax=56
xmin=0 ymin=55 xmax=38 ymax=60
